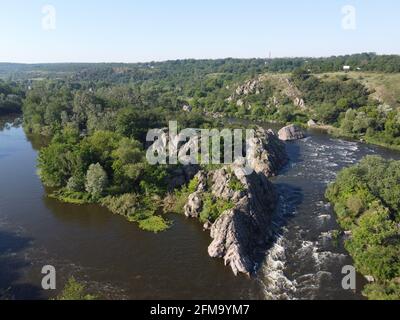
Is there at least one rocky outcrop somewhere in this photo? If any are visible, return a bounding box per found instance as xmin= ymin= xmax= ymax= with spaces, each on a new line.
xmin=278 ymin=124 xmax=305 ymax=141
xmin=168 ymin=165 xmax=199 ymax=191
xmin=235 ymin=79 xmax=262 ymax=96
xmin=183 ymin=128 xmax=288 ymax=276
xmin=184 ymin=164 xmax=278 ymax=276
xmin=307 ymin=119 xmax=317 ymax=128
xmin=294 ymin=97 xmax=306 ymax=109
xmin=246 ymin=127 xmax=288 ymax=177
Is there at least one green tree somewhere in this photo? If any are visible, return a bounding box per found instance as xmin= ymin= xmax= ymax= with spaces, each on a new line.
xmin=85 ymin=163 xmax=108 ymax=199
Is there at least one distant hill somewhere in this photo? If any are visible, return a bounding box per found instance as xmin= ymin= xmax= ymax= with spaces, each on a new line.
xmin=1 ymin=53 xmax=400 ymax=81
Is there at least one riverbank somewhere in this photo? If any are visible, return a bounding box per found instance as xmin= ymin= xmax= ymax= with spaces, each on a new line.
xmin=326 ymin=156 xmax=400 ymax=300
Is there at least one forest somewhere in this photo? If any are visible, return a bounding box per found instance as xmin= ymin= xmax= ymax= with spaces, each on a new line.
xmin=0 ymin=80 xmax=24 ymax=116
xmin=326 ymin=156 xmax=400 ymax=300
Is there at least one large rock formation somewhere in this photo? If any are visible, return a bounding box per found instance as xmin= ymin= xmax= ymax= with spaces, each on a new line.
xmin=278 ymin=124 xmax=305 ymax=141
xmin=183 ymin=128 xmax=288 ymax=276
xmin=184 ymin=163 xmax=279 ymax=276
xmin=246 ymin=127 xmax=289 ymax=177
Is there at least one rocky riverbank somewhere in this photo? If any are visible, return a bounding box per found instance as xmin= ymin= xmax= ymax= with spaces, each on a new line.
xmin=183 ymin=128 xmax=288 ymax=275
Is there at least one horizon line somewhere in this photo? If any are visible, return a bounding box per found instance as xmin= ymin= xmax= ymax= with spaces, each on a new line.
xmin=1 ymin=52 xmax=400 ymax=65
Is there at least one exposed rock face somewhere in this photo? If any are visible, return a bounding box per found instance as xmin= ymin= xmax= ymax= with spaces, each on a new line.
xmin=183 ymin=129 xmax=288 ymax=276
xmin=235 ymin=79 xmax=261 ymax=96
xmin=307 ymin=119 xmax=317 ymax=128
xmin=294 ymin=97 xmax=306 ymax=109
xmin=246 ymin=128 xmax=289 ymax=177
xmin=168 ymin=165 xmax=199 ymax=191
xmin=209 ymin=166 xmax=277 ymax=276
xmin=278 ymin=124 xmax=305 ymax=141
xmin=184 ymin=164 xmax=277 ymax=276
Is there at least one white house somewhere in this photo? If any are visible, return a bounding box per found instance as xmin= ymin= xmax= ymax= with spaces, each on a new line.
xmin=343 ymin=66 xmax=351 ymax=72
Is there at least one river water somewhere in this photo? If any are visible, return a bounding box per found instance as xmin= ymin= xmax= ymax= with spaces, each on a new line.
xmin=1 ymin=117 xmax=399 ymax=300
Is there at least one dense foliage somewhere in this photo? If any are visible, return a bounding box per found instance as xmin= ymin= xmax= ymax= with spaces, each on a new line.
xmin=0 ymin=80 xmax=24 ymax=116
xmin=2 ymin=53 xmax=400 ymax=81
xmin=17 ymin=54 xmax=400 ymax=236
xmin=38 ymin=127 xmax=174 ymax=232
xmin=326 ymin=156 xmax=400 ymax=300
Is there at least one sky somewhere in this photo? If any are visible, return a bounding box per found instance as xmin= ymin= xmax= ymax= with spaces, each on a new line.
xmin=0 ymin=0 xmax=399 ymax=63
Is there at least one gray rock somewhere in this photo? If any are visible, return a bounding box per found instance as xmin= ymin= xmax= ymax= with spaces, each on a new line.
xmin=203 ymin=221 xmax=213 ymax=231
xmin=208 ymin=166 xmax=277 ymax=276
xmin=183 ymin=130 xmax=288 ymax=276
xmin=308 ymin=119 xmax=317 ymax=128
xmin=294 ymin=97 xmax=306 ymax=109
xmin=278 ymin=124 xmax=305 ymax=141
xmin=182 ymin=105 xmax=192 ymax=112
xmin=246 ymin=127 xmax=289 ymax=177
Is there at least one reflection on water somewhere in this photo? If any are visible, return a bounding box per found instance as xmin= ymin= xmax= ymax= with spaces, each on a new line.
xmin=1 ymin=118 xmax=400 ymax=300
xmin=0 ymin=121 xmax=261 ymax=300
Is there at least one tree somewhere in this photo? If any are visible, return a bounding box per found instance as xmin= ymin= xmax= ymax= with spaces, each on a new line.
xmin=85 ymin=163 xmax=108 ymax=199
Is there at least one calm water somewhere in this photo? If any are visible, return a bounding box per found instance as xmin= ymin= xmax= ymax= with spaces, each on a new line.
xmin=1 ymin=118 xmax=399 ymax=300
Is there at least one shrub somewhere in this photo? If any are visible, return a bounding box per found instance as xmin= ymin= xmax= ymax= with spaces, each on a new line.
xmin=55 ymin=277 xmax=97 ymax=300
xmin=138 ymin=216 xmax=171 ymax=233
xmin=228 ymin=175 xmax=245 ymax=192
xmin=199 ymin=193 xmax=234 ymax=223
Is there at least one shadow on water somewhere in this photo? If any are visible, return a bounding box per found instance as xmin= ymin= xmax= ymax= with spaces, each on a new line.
xmin=0 ymin=230 xmax=43 ymax=300
xmin=253 ymin=182 xmax=305 ymax=270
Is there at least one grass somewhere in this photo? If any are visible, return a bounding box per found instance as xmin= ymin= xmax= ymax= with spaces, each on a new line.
xmin=48 ymin=190 xmax=92 ymax=205
xmin=316 ymin=71 xmax=400 ymax=108
xmin=138 ymin=216 xmax=171 ymax=233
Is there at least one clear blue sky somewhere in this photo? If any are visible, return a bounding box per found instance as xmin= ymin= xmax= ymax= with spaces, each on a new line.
xmin=1 ymin=0 xmax=399 ymax=63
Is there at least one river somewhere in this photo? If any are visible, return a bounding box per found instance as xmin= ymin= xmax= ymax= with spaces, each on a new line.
xmin=1 ymin=117 xmax=399 ymax=300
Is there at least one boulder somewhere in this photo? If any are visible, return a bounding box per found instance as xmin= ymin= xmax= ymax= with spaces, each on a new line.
xmin=182 ymin=105 xmax=192 ymax=112
xmin=294 ymin=97 xmax=306 ymax=109
xmin=278 ymin=124 xmax=305 ymax=141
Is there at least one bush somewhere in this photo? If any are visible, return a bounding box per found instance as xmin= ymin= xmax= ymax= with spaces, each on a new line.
xmin=199 ymin=193 xmax=234 ymax=223
xmin=363 ymin=281 xmax=400 ymax=300
xmin=138 ymin=216 xmax=171 ymax=233
xmin=55 ymin=277 xmax=97 ymax=300
xmin=228 ymin=175 xmax=245 ymax=192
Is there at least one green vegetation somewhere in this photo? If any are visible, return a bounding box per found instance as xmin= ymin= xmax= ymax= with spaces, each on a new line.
xmin=228 ymin=175 xmax=245 ymax=192
xmin=38 ymin=128 xmax=172 ymax=232
xmin=326 ymin=156 xmax=400 ymax=300
xmin=55 ymin=277 xmax=97 ymax=300
xmin=12 ymin=54 xmax=400 ymax=236
xmin=138 ymin=216 xmax=171 ymax=233
xmin=0 ymin=80 xmax=24 ymax=116
xmin=199 ymin=193 xmax=234 ymax=223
